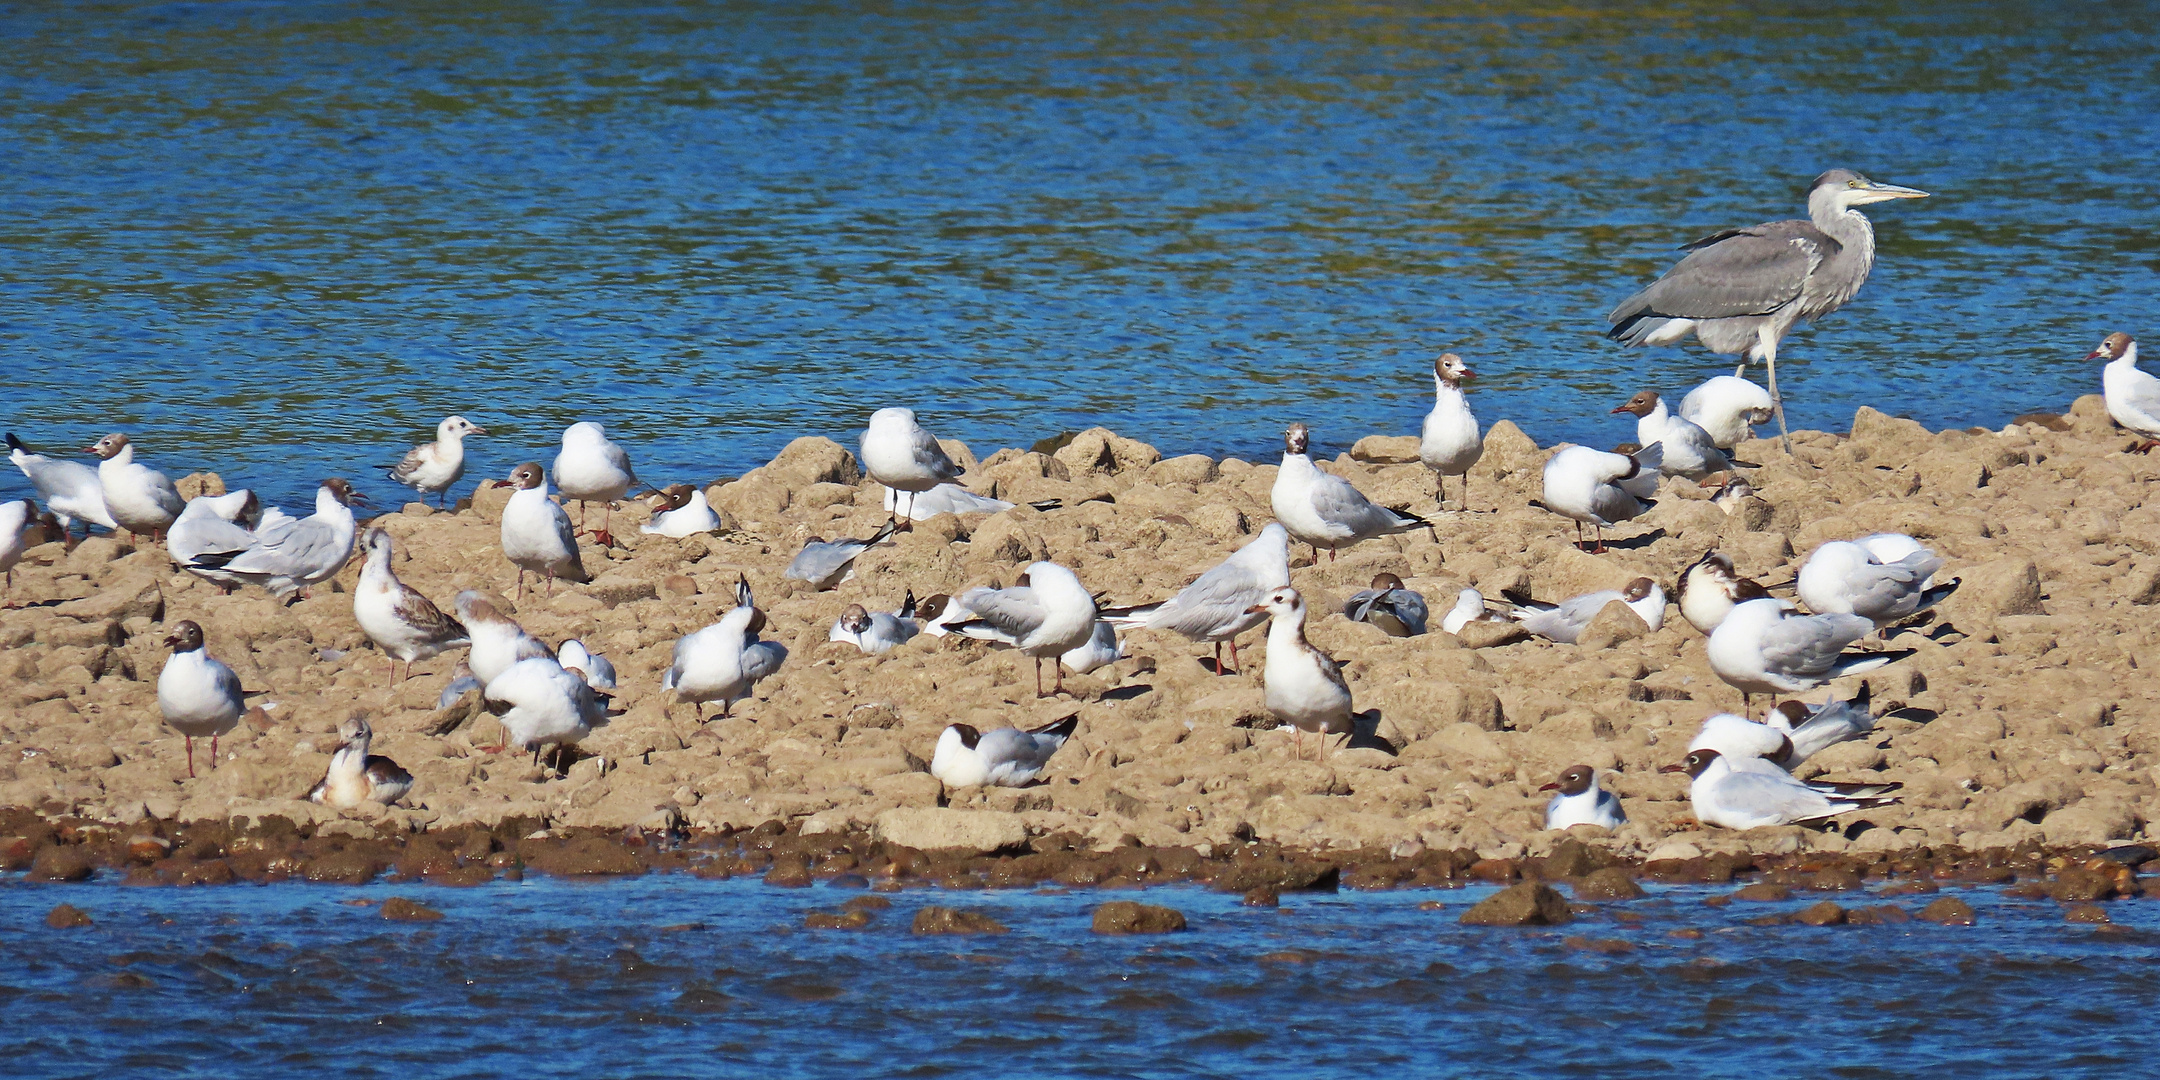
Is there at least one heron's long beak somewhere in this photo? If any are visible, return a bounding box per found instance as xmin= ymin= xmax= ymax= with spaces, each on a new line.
xmin=1858 ymin=181 xmax=1929 ymax=203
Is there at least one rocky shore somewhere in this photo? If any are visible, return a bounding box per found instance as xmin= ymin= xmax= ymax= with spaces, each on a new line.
xmin=5 ymin=394 xmax=2160 ymax=877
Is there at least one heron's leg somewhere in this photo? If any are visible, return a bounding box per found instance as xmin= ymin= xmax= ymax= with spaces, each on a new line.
xmin=1759 ymin=329 xmax=1793 ymax=454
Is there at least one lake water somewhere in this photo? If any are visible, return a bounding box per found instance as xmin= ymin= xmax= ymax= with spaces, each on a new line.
xmin=4 ymin=1 xmax=2158 ymax=508
xmin=3 ymin=875 xmax=2154 ymax=1078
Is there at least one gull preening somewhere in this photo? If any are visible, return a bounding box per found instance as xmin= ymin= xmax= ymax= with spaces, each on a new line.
xmin=453 ymin=590 xmax=555 ymax=685
xmin=383 ymin=415 xmax=485 ymax=507
xmin=663 ymin=577 xmax=788 ymax=720
xmin=640 ymin=483 xmax=722 ymax=538
xmin=353 ymin=528 xmax=470 ymax=684
xmin=1440 ymin=587 xmax=1506 ymax=635
xmin=1271 ymin=422 xmax=1430 ymax=562
xmin=185 ymin=478 xmax=363 ymax=601
xmin=556 ymin=639 xmax=616 ymax=691
xmin=308 ymin=716 xmax=413 ymax=809
xmin=1706 ymin=597 xmax=1912 ymax=713
xmin=1342 ymin=572 xmax=1429 ymax=637
xmin=881 ymin=482 xmax=1050 ymax=520
xmin=1796 ymin=539 xmax=1958 ymax=630
xmin=1611 ymin=391 xmax=1732 ymax=481
xmin=2088 ymin=332 xmax=2160 ymax=451
xmin=829 ymin=594 xmax=921 ymax=655
xmin=1420 ymin=353 xmax=1483 ymax=508
xmin=783 ymin=521 xmax=897 ymax=591
xmin=494 ymin=462 xmax=589 ymax=597
xmin=1539 ymin=443 xmax=1661 ymax=553
xmin=87 ymin=433 xmax=184 ymax=542
xmin=1059 ymin=619 xmax=1124 ymax=675
xmin=157 ymin=620 xmax=246 ymax=778
xmin=930 ymin=714 xmax=1080 ymax=788
xmin=1680 ymin=376 xmax=1774 ymax=451
xmin=952 ymin=560 xmax=1101 ymax=697
xmin=1691 ymin=683 xmax=1881 ymax=771
xmin=167 ymin=490 xmax=267 ymax=592
xmin=8 ymin=432 xmax=116 ymax=547
xmin=1665 ymin=747 xmax=1900 ymax=829
xmin=552 ymin=421 xmax=640 ymax=547
xmin=1501 ymin=577 xmax=1666 ymax=644
xmin=484 ymin=656 xmax=608 ymax=772
xmin=1542 ymin=765 xmax=1626 ymax=830
xmin=1675 ymin=549 xmax=1773 ymax=635
xmin=861 ymin=407 xmax=964 ymax=528
xmin=1247 ymin=586 xmax=1353 ymax=760
xmin=1103 ymin=522 xmax=1290 ymax=675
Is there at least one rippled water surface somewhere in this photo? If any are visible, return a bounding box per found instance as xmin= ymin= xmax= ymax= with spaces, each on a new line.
xmin=2 ymin=876 xmax=2156 ymax=1078
xmin=3 ymin=1 xmax=2158 ymax=505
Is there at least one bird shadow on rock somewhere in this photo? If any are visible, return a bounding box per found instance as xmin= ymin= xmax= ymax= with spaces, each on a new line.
xmin=1884 ymin=706 xmax=1938 ymax=725
xmin=1100 ymin=683 xmax=1153 ymax=702
xmin=1599 ymin=528 xmax=1668 ymax=552
xmin=1346 ymin=710 xmax=1398 ymax=755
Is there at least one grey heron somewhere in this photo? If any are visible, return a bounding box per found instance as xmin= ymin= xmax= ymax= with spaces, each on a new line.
xmin=1605 ymin=169 xmax=1929 ymax=451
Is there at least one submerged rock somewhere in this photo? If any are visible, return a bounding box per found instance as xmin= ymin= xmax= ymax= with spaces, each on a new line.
xmin=1091 ymin=901 xmax=1186 ymax=935
xmin=1458 ymin=883 xmax=1571 ymax=927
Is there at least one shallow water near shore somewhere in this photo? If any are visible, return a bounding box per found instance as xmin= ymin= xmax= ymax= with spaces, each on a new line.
xmin=5 ymin=2 xmax=2160 ymax=508
xmin=4 ymin=875 xmax=2156 ymax=1078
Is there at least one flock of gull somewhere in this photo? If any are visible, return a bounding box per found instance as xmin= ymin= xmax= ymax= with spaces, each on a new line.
xmin=5 ymin=167 xmax=2159 ymax=841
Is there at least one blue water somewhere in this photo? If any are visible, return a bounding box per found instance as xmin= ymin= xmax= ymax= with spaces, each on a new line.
xmin=2 ymin=2 xmax=2157 ymax=507
xmin=2 ymin=875 xmax=2153 ymax=1077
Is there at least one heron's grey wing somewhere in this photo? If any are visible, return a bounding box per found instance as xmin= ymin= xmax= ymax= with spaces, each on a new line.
xmin=911 ymin=426 xmax=963 ymax=481
xmin=742 ymin=640 xmax=787 ymax=681
xmin=957 ymin=586 xmax=1047 ymax=640
xmin=1756 ymin=613 xmax=1875 ymax=678
xmin=1611 ymin=222 xmax=1827 ymax=322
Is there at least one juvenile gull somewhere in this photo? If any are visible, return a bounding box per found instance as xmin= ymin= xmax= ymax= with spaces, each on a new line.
xmin=1342 ymin=572 xmax=1429 ymax=637
xmin=158 ymin=620 xmax=246 ymax=778
xmin=1102 ymin=522 xmax=1290 ymax=675
xmin=930 ymin=714 xmax=1080 ymax=789
xmin=1247 ymin=586 xmax=1353 ymax=761
xmin=1796 ymin=540 xmax=1958 ymax=630
xmin=861 ymin=407 xmax=964 ymax=528
xmin=1664 ymin=748 xmax=1899 ymax=829
xmin=663 ymin=577 xmax=788 ymax=720
xmin=783 ymin=521 xmax=897 ymax=591
xmin=2089 ymin=332 xmax=2160 ymax=451
xmin=830 ymin=595 xmax=921 ymax=656
xmin=1273 ymin=423 xmax=1431 ymax=562
xmin=7 ymin=432 xmax=116 ymax=546
xmin=639 ymin=483 xmax=722 ymax=538
xmin=1538 ymin=443 xmax=1662 ymax=553
xmin=493 ymin=462 xmax=589 ymax=597
xmin=353 ymin=528 xmax=469 ymax=685
xmin=1501 ymin=578 xmax=1666 ymax=644
xmin=952 ymin=561 xmax=1101 ymax=698
xmin=552 ymin=421 xmax=640 ymax=546
xmin=383 ymin=415 xmax=485 ymax=508
xmin=185 ymin=478 xmax=362 ymax=601
xmin=1542 ymin=765 xmax=1626 ymax=830
xmin=87 ymin=433 xmax=184 ymax=542
xmin=1611 ymin=391 xmax=1732 ymax=481
xmin=308 ymin=716 xmax=413 ymax=808
xmin=1420 ymin=353 xmax=1483 ymax=508
xmin=1706 ymin=597 xmax=1912 ymax=714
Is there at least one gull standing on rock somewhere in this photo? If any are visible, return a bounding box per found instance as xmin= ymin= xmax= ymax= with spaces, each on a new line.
xmin=663 ymin=577 xmax=788 ymax=720
xmin=7 ymin=432 xmax=116 ymax=547
xmin=1675 ymin=550 xmax=1774 ymax=635
xmin=1796 ymin=540 xmax=1958 ymax=630
xmin=952 ymin=561 xmax=1101 ymax=698
xmin=1500 ymin=578 xmax=1666 ymax=644
xmin=1271 ymin=423 xmax=1431 ymax=562
xmin=484 ymin=656 xmax=608 ymax=771
xmin=1679 ymin=376 xmax=1774 ymax=451
xmin=354 ymin=528 xmax=469 ymax=684
xmin=185 ymin=478 xmax=362 ymax=601
xmin=783 ymin=521 xmax=897 ymax=590
xmin=557 ymin=640 xmax=616 ymax=691
xmin=308 ymin=717 xmax=413 ymax=809
xmin=930 ymin=715 xmax=1080 ymax=788
xmin=383 ymin=415 xmax=485 ymax=508
xmin=1706 ymin=597 xmax=1912 ymax=715
xmin=1542 ymin=765 xmax=1626 ymax=830
xmin=1103 ymin=523 xmax=1290 ymax=676
xmin=1664 ymin=748 xmax=1899 ymax=829
xmin=2087 ymin=333 xmax=2160 ymax=451
xmin=1420 ymin=353 xmax=1483 ymax=508
xmin=494 ymin=463 xmax=589 ymax=598
xmin=0 ymin=499 xmax=33 ymax=600
xmin=640 ymin=484 xmax=722 ymax=537
xmin=1247 ymin=586 xmax=1353 ymax=760
xmin=861 ymin=407 xmax=964 ymax=528
xmin=1539 ymin=443 xmax=1661 ymax=553
xmin=158 ymin=620 xmax=246 ymax=778
xmin=87 ymin=433 xmax=184 ymax=542
xmin=453 ymin=590 xmax=554 ymax=685
xmin=1611 ymin=391 xmax=1732 ymax=481
xmin=552 ymin=422 xmax=640 ymax=547
xmin=1342 ymin=573 xmax=1429 ymax=637
xmin=830 ymin=594 xmax=922 ymax=655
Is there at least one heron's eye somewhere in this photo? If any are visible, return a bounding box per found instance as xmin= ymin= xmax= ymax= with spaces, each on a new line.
xmin=1846 ymin=179 xmax=1862 ymax=188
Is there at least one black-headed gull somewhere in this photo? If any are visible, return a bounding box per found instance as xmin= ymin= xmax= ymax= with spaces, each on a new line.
xmin=167 ymin=489 xmax=263 ymax=591
xmin=186 ymin=478 xmax=363 ymax=601
xmin=1103 ymin=522 xmax=1290 ymax=676
xmin=557 ymin=639 xmax=616 ymax=691
xmin=0 ymin=499 xmax=32 ymax=600
xmin=783 ymin=521 xmax=897 ymax=591
xmin=861 ymin=407 xmax=964 ymax=528
xmin=1272 ymin=422 xmax=1431 ymax=562
xmin=1705 ymin=473 xmax=1758 ymax=515
xmin=663 ymin=577 xmax=788 ymax=720
xmin=1675 ymin=549 xmax=1774 ymax=635
xmin=452 ymin=590 xmax=555 ymax=685
xmin=552 ymin=421 xmax=641 ymax=546
xmin=1663 ymin=748 xmax=1900 ymax=829
xmin=880 ymin=482 xmax=1047 ymax=520
xmin=912 ymin=593 xmax=971 ymax=637
xmin=7 ymin=432 xmax=116 ymax=548
xmin=484 ymin=655 xmax=609 ymax=772
xmin=830 ymin=594 xmax=921 ymax=655
xmin=1421 ymin=353 xmax=1484 ymax=508
xmin=639 ymin=484 xmax=722 ymax=538
xmin=158 ymin=620 xmax=246 ymax=778
xmin=1342 ymin=572 xmax=1429 ymax=637
xmin=354 ymin=528 xmax=469 ymax=684
xmin=493 ymin=462 xmax=589 ymax=597
xmin=86 ymin=433 xmax=184 ymax=542
xmin=952 ymin=560 xmax=1101 ymax=698
xmin=930 ymin=714 xmax=1080 ymax=788
xmin=1796 ymin=540 xmax=1958 ymax=630
xmin=1706 ymin=597 xmax=1912 ymax=713
xmin=1679 ymin=375 xmax=1774 ymax=451
xmin=1538 ymin=443 xmax=1661 ymax=553
xmin=1541 ymin=765 xmax=1626 ymax=830
xmin=382 ymin=415 xmax=485 ymax=508
xmin=1695 ymin=683 xmax=1881 ymax=770
xmin=1612 ymin=391 xmax=1732 ymax=481
xmin=1501 ymin=578 xmax=1666 ymax=644
xmin=307 ymin=716 xmax=413 ymax=809
xmin=1246 ymin=586 xmax=1353 ymax=760
xmin=2089 ymin=332 xmax=2160 ymax=451
xmin=1440 ymin=587 xmax=1506 ymax=635
xmin=1060 ymin=619 xmax=1124 ymax=675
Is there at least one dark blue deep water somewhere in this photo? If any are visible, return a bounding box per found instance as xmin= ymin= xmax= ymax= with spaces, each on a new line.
xmin=4 ymin=1 xmax=2159 ymax=507
xmin=3 ymin=876 xmax=2158 ymax=1078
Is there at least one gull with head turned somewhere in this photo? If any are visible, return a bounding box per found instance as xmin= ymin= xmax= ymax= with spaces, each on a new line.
xmin=663 ymin=577 xmax=788 ymax=721
xmin=1675 ymin=549 xmax=1773 ymax=635
xmin=1706 ymin=597 xmax=1911 ymax=716
xmin=86 ymin=433 xmax=184 ymax=542
xmin=952 ymin=561 xmax=1100 ymax=698
xmin=493 ymin=462 xmax=589 ymax=598
xmin=2089 ymin=332 xmax=2160 ymax=452
xmin=640 ymin=483 xmax=722 ymax=538
xmin=1342 ymin=572 xmax=1429 ymax=637
xmin=1679 ymin=375 xmax=1775 ymax=451
xmin=185 ymin=478 xmax=363 ymax=601
xmin=1500 ymin=578 xmax=1665 ymax=644
xmin=552 ymin=421 xmax=641 ymax=547
xmin=861 ymin=407 xmax=965 ymax=529
xmin=1538 ymin=443 xmax=1661 ymax=553
xmin=830 ymin=593 xmax=922 ymax=656
xmin=452 ymin=589 xmax=555 ymax=686
xmin=931 ymin=714 xmax=1079 ymax=789
xmin=308 ymin=716 xmax=413 ymax=808
xmin=1796 ymin=539 xmax=1958 ymax=631
xmin=7 ymin=432 xmax=116 ymax=548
